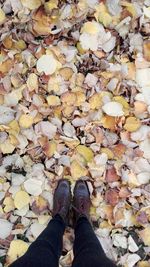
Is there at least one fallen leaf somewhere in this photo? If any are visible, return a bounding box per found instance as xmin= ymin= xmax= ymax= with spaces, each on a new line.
xmin=139 ymin=226 xmax=150 ymax=246
xmin=14 ymin=191 xmax=30 ymax=210
xmin=19 ymin=114 xmax=34 ymax=128
xmin=128 ymin=235 xmax=138 ymax=253
xmin=102 ymin=102 xmax=124 ymax=117
xmin=95 ymin=3 xmax=112 ymax=27
xmin=76 ymin=145 xmax=94 ymax=163
xmin=89 ymin=93 xmax=102 ymax=109
xmin=70 ymin=160 xmax=88 ymax=179
xmin=27 ymin=73 xmax=38 ymax=91
xmin=7 ymin=240 xmax=29 ymax=264
xmin=37 ymin=54 xmax=59 ymax=75
xmin=143 ymin=41 xmax=150 ymax=62
xmin=124 ymin=117 xmax=141 ymax=132
xmin=0 ymin=139 xmax=15 ymax=154
xmin=105 ymin=167 xmax=120 ymax=183
xmin=3 ymin=197 xmax=15 ymax=213
xmin=101 ymin=115 xmax=116 ymax=130
xmin=21 ymin=0 xmax=41 ymax=10
xmin=0 ymin=219 xmax=12 ymax=239
xmin=32 ymin=196 xmax=48 ymax=214
xmin=0 ymin=8 xmax=6 ymax=25
xmin=24 ymin=178 xmax=43 ymax=196
xmin=105 ymin=189 xmax=119 ymax=206
xmin=137 ymin=261 xmax=150 ymax=267
xmin=47 ymin=95 xmax=60 ymax=106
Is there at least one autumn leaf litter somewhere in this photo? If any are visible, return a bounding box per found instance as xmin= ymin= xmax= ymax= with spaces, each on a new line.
xmin=0 ymin=0 xmax=150 ymax=266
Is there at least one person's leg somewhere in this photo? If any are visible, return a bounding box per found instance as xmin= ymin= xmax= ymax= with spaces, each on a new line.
xmin=9 ymin=179 xmax=71 ymax=267
xmin=72 ymin=216 xmax=116 ymax=267
xmin=10 ymin=214 xmax=65 ymax=267
xmin=72 ymin=180 xmax=116 ymax=267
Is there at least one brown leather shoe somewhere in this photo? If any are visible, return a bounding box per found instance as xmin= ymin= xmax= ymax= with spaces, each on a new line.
xmin=53 ymin=179 xmax=71 ymax=224
xmin=73 ymin=180 xmax=91 ymax=224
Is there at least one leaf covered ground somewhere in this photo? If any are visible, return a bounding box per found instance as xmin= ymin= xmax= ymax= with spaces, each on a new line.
xmin=0 ymin=0 xmax=150 ymax=266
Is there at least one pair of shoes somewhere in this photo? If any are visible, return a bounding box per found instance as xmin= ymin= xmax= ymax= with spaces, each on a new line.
xmin=52 ymin=179 xmax=91 ymax=225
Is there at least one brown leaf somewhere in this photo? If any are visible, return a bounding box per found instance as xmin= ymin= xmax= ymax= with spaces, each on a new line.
xmin=105 ymin=189 xmax=119 ymax=206
xmin=112 ymin=144 xmax=126 ymax=159
xmin=105 ymin=167 xmax=120 ymax=183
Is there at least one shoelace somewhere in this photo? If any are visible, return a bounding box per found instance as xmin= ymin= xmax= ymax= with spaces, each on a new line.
xmin=71 ymin=197 xmax=87 ymax=214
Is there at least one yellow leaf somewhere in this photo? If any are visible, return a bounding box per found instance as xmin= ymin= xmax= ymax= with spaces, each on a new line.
xmin=0 ymin=140 xmax=15 ymax=154
xmin=143 ymin=41 xmax=150 ymax=62
xmin=89 ymin=93 xmax=102 ymax=109
xmin=128 ymin=172 xmax=140 ymax=188
xmin=138 ymin=261 xmax=150 ymax=267
xmin=38 ymin=215 xmax=50 ymax=224
xmin=59 ymin=67 xmax=73 ymax=81
xmin=8 ymin=120 xmax=20 ymax=136
xmin=76 ymin=145 xmax=94 ymax=162
xmin=47 ymin=95 xmax=60 ymax=106
xmin=44 ymin=0 xmax=58 ymax=13
xmin=0 ymin=59 xmax=13 ymax=74
xmin=3 ymin=197 xmax=15 ymax=213
xmin=43 ymin=140 xmax=57 ymax=157
xmin=101 ymin=148 xmax=114 ymax=159
xmin=95 ymin=3 xmax=112 ymax=27
xmin=101 ymin=115 xmax=116 ymax=130
xmin=7 ymin=240 xmax=29 ymax=264
xmin=65 ymin=139 xmax=80 ymax=149
xmin=121 ymin=1 xmax=137 ymax=17
xmin=139 ymin=227 xmax=150 ymax=246
xmin=14 ymin=191 xmax=30 ymax=210
xmin=126 ymin=62 xmax=136 ymax=80
xmin=61 ymin=92 xmax=76 ymax=105
xmin=81 ymin=21 xmax=100 ymax=34
xmin=2 ymin=35 xmax=13 ymax=49
xmin=0 ymin=8 xmax=6 ymax=25
xmin=14 ymin=40 xmax=27 ymax=50
xmin=21 ymin=0 xmax=41 ymax=10
xmin=9 ymin=134 xmax=19 ymax=146
xmin=124 ymin=117 xmax=141 ymax=132
xmin=143 ymin=6 xmax=150 ymax=18
xmin=113 ymin=96 xmax=129 ymax=109
xmin=77 ymin=42 xmax=86 ymax=54
xmin=19 ymin=114 xmax=34 ymax=128
xmin=27 ymin=73 xmax=38 ymax=91
xmin=70 ymin=160 xmax=88 ymax=179
xmin=75 ymin=92 xmax=86 ymax=106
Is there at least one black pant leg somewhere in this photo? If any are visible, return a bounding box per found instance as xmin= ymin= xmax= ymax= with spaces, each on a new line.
xmin=72 ymin=217 xmax=116 ymax=267
xmin=9 ymin=215 xmax=65 ymax=267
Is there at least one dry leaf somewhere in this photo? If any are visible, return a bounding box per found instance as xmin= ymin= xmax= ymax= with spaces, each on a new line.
xmin=14 ymin=191 xmax=30 ymax=210
xmin=105 ymin=189 xmax=119 ymax=206
xmin=105 ymin=167 xmax=120 ymax=183
xmin=7 ymin=240 xmax=29 ymax=264
xmin=47 ymin=95 xmax=60 ymax=106
xmin=76 ymin=145 xmax=94 ymax=162
xmin=139 ymin=227 xmax=150 ymax=246
xmin=124 ymin=117 xmax=141 ymax=132
xmin=0 ymin=8 xmax=6 ymax=25
xmin=27 ymin=73 xmax=38 ymax=91
xmin=102 ymin=102 xmax=124 ymax=117
xmin=0 ymin=219 xmax=12 ymax=239
xmin=37 ymin=55 xmax=59 ymax=75
xmin=21 ymin=0 xmax=41 ymax=10
xmin=19 ymin=114 xmax=33 ymax=128
xmin=70 ymin=160 xmax=88 ymax=179
xmin=0 ymin=140 xmax=15 ymax=154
